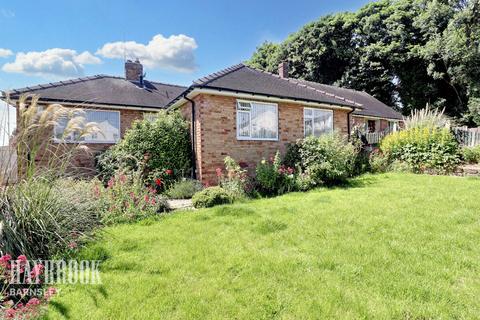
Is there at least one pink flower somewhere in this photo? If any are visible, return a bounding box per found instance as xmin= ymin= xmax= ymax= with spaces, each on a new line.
xmin=68 ymin=242 xmax=78 ymax=249
xmin=0 ymin=254 xmax=12 ymax=267
xmin=31 ymin=263 xmax=44 ymax=278
xmin=17 ymin=255 xmax=27 ymax=264
xmin=93 ymin=185 xmax=101 ymax=198
xmin=287 ymin=167 xmax=294 ymax=174
xmin=107 ymin=178 xmax=115 ymax=188
xmin=147 ymin=186 xmax=157 ymax=194
xmin=144 ymin=195 xmax=150 ymax=202
xmin=215 ymin=168 xmax=223 ymax=177
xmin=150 ymin=198 xmax=156 ymax=205
xmin=119 ymin=174 xmax=127 ymax=183
xmin=44 ymin=287 xmax=57 ymax=300
xmin=26 ymin=298 xmax=40 ymax=307
xmin=5 ymin=309 xmax=16 ymax=318
xmin=165 ymin=169 xmax=173 ymax=175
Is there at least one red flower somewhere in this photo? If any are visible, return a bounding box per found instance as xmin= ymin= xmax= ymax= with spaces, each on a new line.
xmin=215 ymin=168 xmax=223 ymax=177
xmin=287 ymin=167 xmax=294 ymax=174
xmin=165 ymin=169 xmax=173 ymax=175
xmin=150 ymin=198 xmax=156 ymax=205
xmin=155 ymin=178 xmax=162 ymax=186
xmin=144 ymin=195 xmax=150 ymax=202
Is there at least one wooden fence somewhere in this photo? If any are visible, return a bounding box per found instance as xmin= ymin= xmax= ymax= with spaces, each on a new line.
xmin=0 ymin=146 xmax=17 ymax=184
xmin=453 ymin=128 xmax=480 ymax=147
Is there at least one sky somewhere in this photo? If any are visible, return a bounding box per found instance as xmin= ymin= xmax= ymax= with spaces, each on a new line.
xmin=0 ymin=0 xmax=373 ymax=145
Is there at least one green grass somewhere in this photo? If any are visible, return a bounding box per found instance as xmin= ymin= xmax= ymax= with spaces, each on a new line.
xmin=45 ymin=173 xmax=480 ymax=319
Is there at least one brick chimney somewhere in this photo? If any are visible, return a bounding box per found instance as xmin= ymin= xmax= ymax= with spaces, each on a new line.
xmin=278 ymin=61 xmax=289 ymax=78
xmin=125 ymin=59 xmax=143 ymax=82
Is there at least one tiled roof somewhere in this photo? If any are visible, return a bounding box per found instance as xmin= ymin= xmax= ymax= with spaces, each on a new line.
xmin=190 ymin=64 xmax=361 ymax=108
xmin=3 ymin=75 xmax=186 ymax=109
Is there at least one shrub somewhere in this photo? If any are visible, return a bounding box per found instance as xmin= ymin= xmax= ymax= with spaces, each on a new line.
xmin=255 ymin=151 xmax=296 ymax=196
xmin=300 ymin=132 xmax=358 ymax=185
xmin=165 ymin=179 xmax=203 ymax=199
xmin=97 ymin=110 xmax=192 ymax=184
xmin=461 ymin=146 xmax=480 ymax=164
xmin=99 ymin=171 xmax=167 ymax=225
xmin=380 ymin=127 xmax=460 ymax=173
xmin=0 ymin=178 xmax=102 ymax=259
xmin=283 ymin=142 xmax=302 ymax=169
xmin=192 ymin=187 xmax=233 ymax=208
xmin=369 ymin=151 xmax=390 ymax=173
xmin=216 ymin=156 xmax=249 ymax=199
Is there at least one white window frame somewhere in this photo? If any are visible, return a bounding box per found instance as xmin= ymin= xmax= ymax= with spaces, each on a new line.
xmin=303 ymin=107 xmax=334 ymax=137
xmin=54 ymin=109 xmax=121 ymax=144
xmin=236 ymin=100 xmax=279 ymax=141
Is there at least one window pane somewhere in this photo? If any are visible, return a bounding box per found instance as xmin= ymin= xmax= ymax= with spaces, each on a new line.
xmin=313 ymin=109 xmax=333 ymax=136
xmin=305 ymin=118 xmax=313 ymax=137
xmin=55 ymin=109 xmax=120 ymax=143
xmin=251 ymin=103 xmax=277 ymax=139
xmin=237 ymin=111 xmax=250 ymax=137
xmin=85 ymin=110 xmax=120 ymax=142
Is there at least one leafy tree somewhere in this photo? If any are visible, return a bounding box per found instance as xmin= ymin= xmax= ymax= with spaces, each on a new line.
xmin=247 ymin=0 xmax=480 ymax=121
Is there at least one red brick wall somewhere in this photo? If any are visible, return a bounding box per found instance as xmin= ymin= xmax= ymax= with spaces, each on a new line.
xmin=180 ymin=94 xmax=349 ymax=185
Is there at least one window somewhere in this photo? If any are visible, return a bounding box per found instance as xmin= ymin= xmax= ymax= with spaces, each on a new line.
xmin=388 ymin=121 xmax=398 ymax=132
xmin=144 ymin=112 xmax=159 ymax=122
xmin=304 ymin=108 xmax=333 ymax=137
xmin=236 ymin=101 xmax=278 ymax=140
xmin=54 ymin=109 xmax=120 ymax=143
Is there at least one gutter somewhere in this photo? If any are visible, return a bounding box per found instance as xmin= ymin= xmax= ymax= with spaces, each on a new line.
xmin=184 ymin=95 xmax=197 ymax=180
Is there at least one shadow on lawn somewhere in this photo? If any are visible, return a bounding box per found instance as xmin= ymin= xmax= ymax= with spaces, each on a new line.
xmin=329 ymin=174 xmax=380 ymax=190
xmin=47 ymin=285 xmax=108 ymax=319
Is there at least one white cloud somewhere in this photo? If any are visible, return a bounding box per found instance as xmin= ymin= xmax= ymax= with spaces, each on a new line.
xmin=0 ymin=48 xmax=13 ymax=58
xmin=2 ymin=48 xmax=101 ymax=78
xmin=97 ymin=34 xmax=197 ymax=72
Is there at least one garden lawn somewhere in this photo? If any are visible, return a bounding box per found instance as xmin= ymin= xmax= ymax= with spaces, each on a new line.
xmin=45 ymin=173 xmax=480 ymax=319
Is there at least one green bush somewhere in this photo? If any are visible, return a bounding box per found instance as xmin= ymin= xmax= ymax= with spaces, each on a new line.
xmin=461 ymin=146 xmax=480 ymax=164
xmin=216 ymin=156 xmax=249 ymax=199
xmin=255 ymin=151 xmax=296 ymax=196
xmin=283 ymin=142 xmax=302 ymax=169
xmin=192 ymin=187 xmax=233 ymax=208
xmin=369 ymin=151 xmax=390 ymax=173
xmin=165 ymin=179 xmax=203 ymax=199
xmin=300 ymin=132 xmax=358 ymax=185
xmin=0 ymin=178 xmax=102 ymax=259
xmin=380 ymin=127 xmax=460 ymax=173
xmin=96 ymin=110 xmax=192 ymax=185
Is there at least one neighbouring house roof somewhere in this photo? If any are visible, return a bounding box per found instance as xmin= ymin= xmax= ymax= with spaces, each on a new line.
xmin=168 ymin=63 xmax=403 ymax=120
xmin=293 ymin=79 xmax=403 ymax=120
xmin=2 ymin=75 xmax=187 ymax=109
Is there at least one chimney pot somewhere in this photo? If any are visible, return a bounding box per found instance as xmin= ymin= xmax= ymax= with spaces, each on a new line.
xmin=278 ymin=61 xmax=289 ymax=78
xmin=125 ymin=60 xmax=143 ymax=82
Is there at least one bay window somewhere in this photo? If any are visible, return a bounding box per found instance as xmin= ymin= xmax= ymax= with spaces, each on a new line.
xmin=304 ymin=107 xmax=333 ymax=137
xmin=54 ymin=109 xmax=120 ymax=143
xmin=236 ymin=100 xmax=278 ymax=140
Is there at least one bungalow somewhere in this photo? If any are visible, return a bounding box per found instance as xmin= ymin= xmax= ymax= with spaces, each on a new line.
xmin=1 ymin=60 xmax=402 ymax=184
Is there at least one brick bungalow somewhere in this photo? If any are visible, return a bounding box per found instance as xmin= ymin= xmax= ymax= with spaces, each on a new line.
xmin=1 ymin=60 xmax=402 ymax=184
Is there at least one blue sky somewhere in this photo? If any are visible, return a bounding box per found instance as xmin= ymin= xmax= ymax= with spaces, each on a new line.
xmin=0 ymin=0 xmax=373 ymax=145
